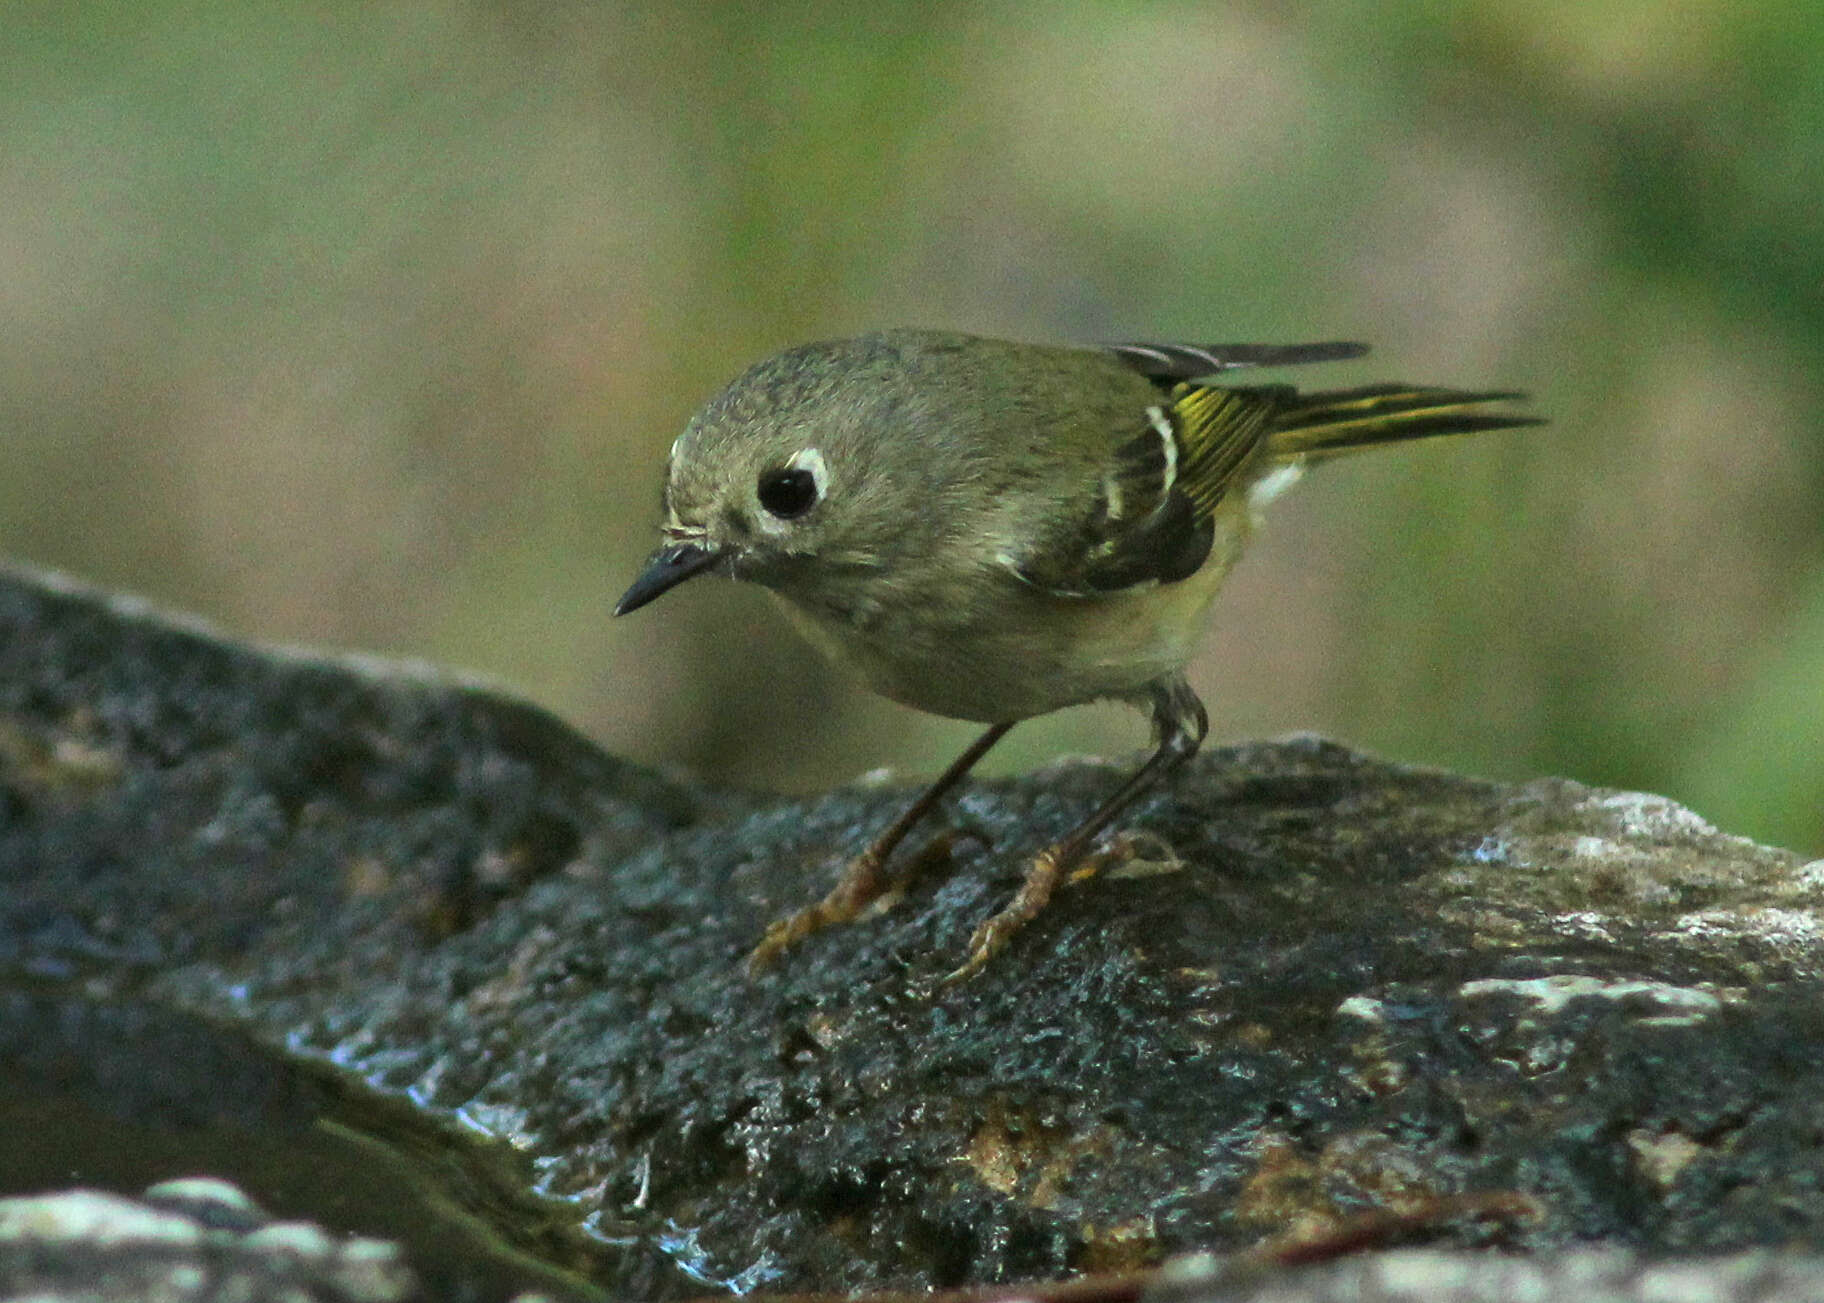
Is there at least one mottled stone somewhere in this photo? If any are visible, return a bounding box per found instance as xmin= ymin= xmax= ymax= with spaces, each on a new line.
xmin=0 ymin=1184 xmax=419 ymax=1303
xmin=1146 ymin=1247 xmax=1824 ymax=1303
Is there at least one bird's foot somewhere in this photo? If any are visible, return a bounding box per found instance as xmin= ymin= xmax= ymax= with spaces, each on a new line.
xmin=1080 ymin=828 xmax=1185 ymax=880
xmin=939 ymin=828 xmax=1183 ymax=984
xmin=941 ymin=843 xmax=1070 ymax=985
xmin=747 ymin=846 xmax=885 ymax=974
xmin=747 ymin=828 xmax=978 ymax=974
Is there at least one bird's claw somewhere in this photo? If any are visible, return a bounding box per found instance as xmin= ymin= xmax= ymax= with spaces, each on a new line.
xmin=939 ymin=844 xmax=1068 ymax=985
xmin=746 ymin=846 xmax=888 ymax=974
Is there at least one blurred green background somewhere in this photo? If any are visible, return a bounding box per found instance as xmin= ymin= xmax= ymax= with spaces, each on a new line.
xmin=2 ymin=2 xmax=1819 ymax=853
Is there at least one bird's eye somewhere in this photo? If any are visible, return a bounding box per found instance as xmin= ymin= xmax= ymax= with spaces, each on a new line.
xmin=757 ymin=467 xmax=819 ymax=519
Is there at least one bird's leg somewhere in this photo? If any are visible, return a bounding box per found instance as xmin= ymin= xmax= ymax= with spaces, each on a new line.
xmin=747 ymin=720 xmax=1014 ymax=973
xmin=943 ymin=678 xmax=1208 ymax=984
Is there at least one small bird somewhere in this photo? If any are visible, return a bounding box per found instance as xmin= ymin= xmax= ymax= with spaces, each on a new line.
xmin=616 ymin=330 xmax=1538 ymax=981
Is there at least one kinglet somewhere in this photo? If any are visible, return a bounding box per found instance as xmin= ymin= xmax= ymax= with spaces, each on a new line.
xmin=616 ymin=330 xmax=1537 ymax=981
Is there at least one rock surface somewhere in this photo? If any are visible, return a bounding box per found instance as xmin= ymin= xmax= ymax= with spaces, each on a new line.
xmin=1144 ymin=1246 xmax=1824 ymax=1303
xmin=0 ymin=1180 xmax=419 ymax=1303
xmin=3 ymin=562 xmax=1823 ymax=1300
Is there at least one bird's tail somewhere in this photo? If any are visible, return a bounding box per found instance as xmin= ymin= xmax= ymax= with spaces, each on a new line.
xmin=1263 ymin=384 xmax=1542 ymax=462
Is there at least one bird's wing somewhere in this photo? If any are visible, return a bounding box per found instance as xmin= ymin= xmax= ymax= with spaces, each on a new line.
xmin=1008 ymin=382 xmax=1290 ymax=597
xmin=1107 ymin=339 xmax=1367 ymax=382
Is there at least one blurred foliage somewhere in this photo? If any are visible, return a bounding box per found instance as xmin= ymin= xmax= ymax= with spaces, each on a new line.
xmin=1 ymin=1 xmax=1818 ymax=853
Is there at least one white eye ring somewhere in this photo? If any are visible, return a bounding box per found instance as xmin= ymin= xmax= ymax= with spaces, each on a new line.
xmin=786 ymin=447 xmax=827 ymax=492
xmin=755 ymin=447 xmax=827 ymax=532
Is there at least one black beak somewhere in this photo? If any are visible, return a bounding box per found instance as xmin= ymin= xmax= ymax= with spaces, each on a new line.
xmin=614 ymin=541 xmax=723 ymax=616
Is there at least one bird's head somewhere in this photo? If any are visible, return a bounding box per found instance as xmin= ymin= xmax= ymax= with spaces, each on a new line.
xmin=615 ymin=334 xmax=963 ymax=616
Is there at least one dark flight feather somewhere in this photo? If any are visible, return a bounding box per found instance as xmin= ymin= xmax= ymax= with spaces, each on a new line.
xmin=1010 ymin=370 xmax=1538 ymax=598
xmin=1263 ymin=385 xmax=1544 ymax=460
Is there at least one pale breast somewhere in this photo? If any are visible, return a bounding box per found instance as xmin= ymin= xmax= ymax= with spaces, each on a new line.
xmin=771 ymin=506 xmax=1251 ymax=723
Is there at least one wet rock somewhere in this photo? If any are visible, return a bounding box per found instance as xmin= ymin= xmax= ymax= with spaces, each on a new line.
xmin=0 ymin=988 xmax=629 ymax=1300
xmin=2 ymin=562 xmax=1822 ymax=1298
xmin=1145 ymin=1245 xmax=1824 ymax=1303
xmin=0 ymin=1181 xmax=419 ymax=1303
